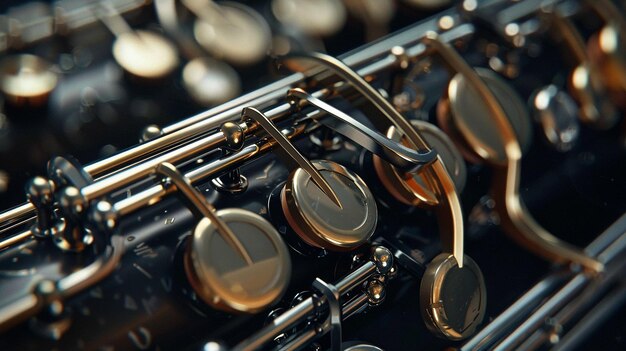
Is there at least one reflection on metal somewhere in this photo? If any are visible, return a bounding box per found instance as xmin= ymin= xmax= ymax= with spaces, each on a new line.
xmin=0 ymin=54 xmax=58 ymax=107
xmin=531 ymin=85 xmax=580 ymax=152
xmin=282 ymin=160 xmax=377 ymax=251
xmin=243 ymin=106 xmax=342 ymax=207
xmin=95 ymin=3 xmax=179 ymax=80
xmin=420 ymin=254 xmax=486 ymax=340
xmin=280 ymin=51 xmax=465 ymax=268
xmin=423 ymin=33 xmax=603 ymax=273
xmin=155 ymin=162 xmax=291 ymax=313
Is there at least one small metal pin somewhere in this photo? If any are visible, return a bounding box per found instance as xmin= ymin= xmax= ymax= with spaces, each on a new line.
xmin=211 ymin=122 xmax=249 ymax=193
xmin=242 ymin=106 xmax=342 ymax=208
xmin=140 ymin=125 xmax=162 ymax=142
xmin=155 ymin=162 xmax=253 ymax=265
xmin=26 ymin=177 xmax=57 ymax=239
xmin=53 ymin=186 xmax=94 ymax=252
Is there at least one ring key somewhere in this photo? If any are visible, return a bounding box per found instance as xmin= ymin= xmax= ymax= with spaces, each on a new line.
xmin=280 ymin=51 xmax=486 ymax=340
xmin=155 ymin=162 xmax=291 ymax=314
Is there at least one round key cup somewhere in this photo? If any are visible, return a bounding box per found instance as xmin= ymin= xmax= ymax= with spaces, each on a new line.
xmin=155 ymin=162 xmax=291 ymax=313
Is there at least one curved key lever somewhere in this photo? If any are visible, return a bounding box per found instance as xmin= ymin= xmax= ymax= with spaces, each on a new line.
xmin=280 ymin=51 xmax=464 ymax=267
xmin=242 ymin=107 xmax=342 ymax=208
xmin=155 ymin=162 xmax=253 ymax=265
xmin=422 ymin=32 xmax=603 ymax=273
xmin=287 ymin=88 xmax=437 ymax=173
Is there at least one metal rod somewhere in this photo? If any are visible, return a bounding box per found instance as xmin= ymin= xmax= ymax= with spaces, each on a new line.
xmin=520 ymin=256 xmax=626 ymax=350
xmin=233 ymin=260 xmax=378 ymax=351
xmin=464 ymin=214 xmax=626 ymax=351
xmin=335 ymin=262 xmax=376 ymax=294
xmin=552 ymin=285 xmax=626 ymax=351
xmin=0 ymin=18 xmax=474 ymax=237
xmin=342 ymin=293 xmax=370 ymax=320
xmin=287 ymin=88 xmax=437 ymax=173
xmin=113 ymin=123 xmax=308 ymax=217
xmin=277 ymin=327 xmax=318 ymax=351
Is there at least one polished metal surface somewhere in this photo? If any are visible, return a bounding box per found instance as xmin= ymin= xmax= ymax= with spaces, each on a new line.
xmin=0 ymin=0 xmax=624 ymax=350
xmin=531 ymin=85 xmax=580 ymax=152
xmin=420 ymin=253 xmax=486 ymax=340
xmin=282 ymin=160 xmax=377 ymax=250
xmin=190 ymin=0 xmax=271 ymax=65
xmin=186 ymin=208 xmax=291 ymax=313
xmin=374 ymin=119 xmax=467 ymax=208
xmin=0 ymin=54 xmax=58 ymax=107
xmin=441 ymin=67 xmax=532 ymax=164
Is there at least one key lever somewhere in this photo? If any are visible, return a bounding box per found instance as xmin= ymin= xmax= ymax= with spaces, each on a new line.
xmin=287 ymin=88 xmax=437 ymax=173
xmin=155 ymin=162 xmax=253 ymax=265
xmin=242 ymin=107 xmax=342 ymax=208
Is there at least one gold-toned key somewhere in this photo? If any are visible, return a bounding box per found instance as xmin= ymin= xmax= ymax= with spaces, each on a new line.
xmin=546 ymin=11 xmax=619 ymax=129
xmin=585 ymin=0 xmax=626 ymax=108
xmin=95 ymin=2 xmax=179 ymax=81
xmin=280 ymin=51 xmax=487 ymax=340
xmin=184 ymin=0 xmax=271 ymax=66
xmin=422 ymin=32 xmax=603 ymax=273
xmin=155 ymin=162 xmax=291 ymax=313
xmin=0 ymin=54 xmax=58 ymax=108
xmin=155 ymin=0 xmax=241 ymax=106
xmin=281 ymin=159 xmax=378 ymax=251
xmin=243 ymin=107 xmax=382 ymax=251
